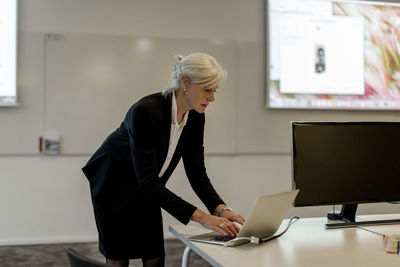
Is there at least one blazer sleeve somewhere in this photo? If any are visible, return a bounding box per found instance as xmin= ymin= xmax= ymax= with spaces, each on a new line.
xmin=127 ymin=106 xmax=197 ymax=224
xmin=182 ymin=114 xmax=225 ymax=215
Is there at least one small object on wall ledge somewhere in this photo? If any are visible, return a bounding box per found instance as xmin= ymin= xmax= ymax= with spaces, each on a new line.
xmin=39 ymin=135 xmax=61 ymax=155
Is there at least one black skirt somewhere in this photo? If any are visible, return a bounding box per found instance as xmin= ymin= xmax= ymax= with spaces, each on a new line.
xmin=86 ymin=153 xmax=165 ymax=260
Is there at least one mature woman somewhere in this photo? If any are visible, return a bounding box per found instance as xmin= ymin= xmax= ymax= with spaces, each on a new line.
xmin=82 ymin=52 xmax=245 ymax=267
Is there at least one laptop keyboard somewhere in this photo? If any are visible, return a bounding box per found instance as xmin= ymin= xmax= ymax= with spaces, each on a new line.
xmin=212 ymin=235 xmax=235 ymax=242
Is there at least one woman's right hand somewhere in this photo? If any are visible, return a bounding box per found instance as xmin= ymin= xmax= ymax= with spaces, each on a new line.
xmin=190 ymin=208 xmax=240 ymax=237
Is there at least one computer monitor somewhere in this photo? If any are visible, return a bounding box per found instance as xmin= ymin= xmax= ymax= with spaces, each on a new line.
xmin=291 ymin=121 xmax=400 ymax=227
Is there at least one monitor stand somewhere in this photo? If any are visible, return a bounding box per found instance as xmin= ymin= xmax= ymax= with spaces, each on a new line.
xmin=325 ymin=204 xmax=400 ymax=229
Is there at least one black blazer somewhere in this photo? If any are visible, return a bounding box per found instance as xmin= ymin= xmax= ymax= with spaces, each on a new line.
xmin=82 ymin=92 xmax=224 ymax=224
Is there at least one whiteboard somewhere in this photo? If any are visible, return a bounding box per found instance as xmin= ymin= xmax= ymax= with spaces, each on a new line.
xmin=45 ymin=34 xmax=237 ymax=154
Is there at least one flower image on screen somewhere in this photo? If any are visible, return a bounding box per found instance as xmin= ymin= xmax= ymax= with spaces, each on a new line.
xmin=267 ymin=0 xmax=400 ymax=110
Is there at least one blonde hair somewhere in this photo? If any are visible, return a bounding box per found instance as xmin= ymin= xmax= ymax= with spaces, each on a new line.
xmin=163 ymin=52 xmax=226 ymax=94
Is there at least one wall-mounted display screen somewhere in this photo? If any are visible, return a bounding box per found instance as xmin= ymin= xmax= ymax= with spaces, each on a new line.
xmin=267 ymin=0 xmax=400 ymax=110
xmin=0 ymin=0 xmax=18 ymax=106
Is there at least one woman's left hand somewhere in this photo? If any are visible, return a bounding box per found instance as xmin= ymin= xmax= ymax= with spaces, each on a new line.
xmin=220 ymin=210 xmax=245 ymax=225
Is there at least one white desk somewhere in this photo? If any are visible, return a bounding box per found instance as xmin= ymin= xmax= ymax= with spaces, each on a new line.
xmin=169 ymin=215 xmax=400 ymax=267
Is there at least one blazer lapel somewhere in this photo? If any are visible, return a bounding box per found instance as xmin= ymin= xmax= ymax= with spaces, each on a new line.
xmin=159 ymin=110 xmax=194 ymax=182
xmin=158 ymin=92 xmax=172 ymax=170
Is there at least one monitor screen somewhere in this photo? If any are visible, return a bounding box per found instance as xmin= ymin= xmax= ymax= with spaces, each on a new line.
xmin=291 ymin=121 xmax=400 ymax=206
xmin=267 ymin=0 xmax=400 ymax=110
xmin=0 ymin=0 xmax=18 ymax=106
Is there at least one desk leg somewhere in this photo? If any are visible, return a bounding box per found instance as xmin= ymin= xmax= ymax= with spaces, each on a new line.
xmin=182 ymin=246 xmax=192 ymax=267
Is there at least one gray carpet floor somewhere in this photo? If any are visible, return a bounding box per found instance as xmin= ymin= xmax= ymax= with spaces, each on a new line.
xmin=0 ymin=239 xmax=211 ymax=267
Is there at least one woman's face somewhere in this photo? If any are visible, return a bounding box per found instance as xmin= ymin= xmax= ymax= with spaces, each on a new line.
xmin=184 ymin=81 xmax=217 ymax=113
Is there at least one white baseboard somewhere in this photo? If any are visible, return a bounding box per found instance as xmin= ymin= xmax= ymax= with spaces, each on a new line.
xmin=0 ymin=232 xmax=177 ymax=247
xmin=0 ymin=235 xmax=98 ymax=246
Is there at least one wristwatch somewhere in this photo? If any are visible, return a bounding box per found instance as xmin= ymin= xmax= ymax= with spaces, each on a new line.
xmin=215 ymin=206 xmax=233 ymax=217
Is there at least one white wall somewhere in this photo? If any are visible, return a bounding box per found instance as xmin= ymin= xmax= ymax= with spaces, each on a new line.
xmin=19 ymin=0 xmax=263 ymax=42
xmin=1 ymin=0 xmax=399 ymax=245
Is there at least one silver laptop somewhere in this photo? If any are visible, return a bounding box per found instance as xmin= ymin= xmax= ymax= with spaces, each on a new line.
xmin=188 ymin=190 xmax=299 ymax=247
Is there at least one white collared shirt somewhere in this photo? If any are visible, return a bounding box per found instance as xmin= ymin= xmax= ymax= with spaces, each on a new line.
xmin=158 ymin=92 xmax=189 ymax=177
